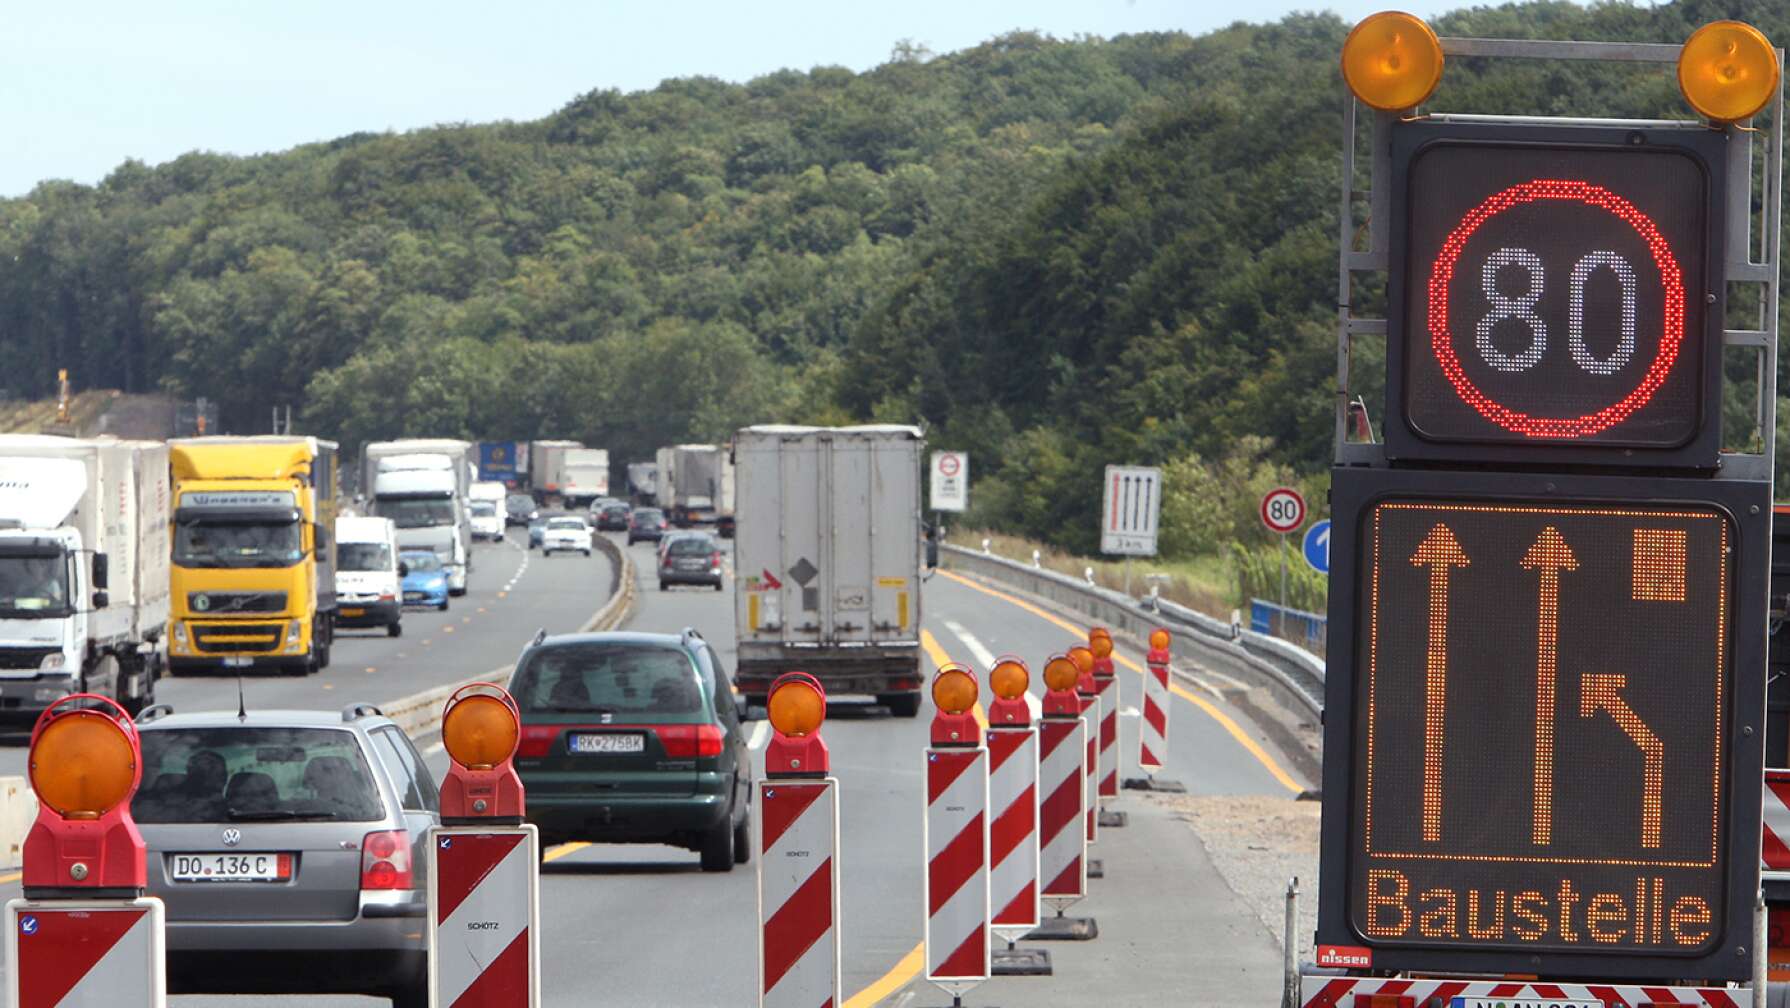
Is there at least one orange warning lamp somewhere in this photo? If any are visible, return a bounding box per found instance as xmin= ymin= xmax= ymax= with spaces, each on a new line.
xmin=1067 ymin=645 xmax=1097 ymax=695
xmin=439 ymin=683 xmax=525 ymax=821
xmin=987 ymin=655 xmax=1031 ymax=727
xmin=931 ymin=663 xmax=981 ymax=746
xmin=1341 ymin=11 xmax=1444 ymax=111
xmin=766 ymin=672 xmax=829 ymax=777
xmin=22 ymin=695 xmax=146 ymax=894
xmin=1678 ymin=20 xmax=1779 ymax=123
xmin=1148 ymin=627 xmax=1172 ymax=665
xmin=1042 ymin=653 xmax=1082 ymax=718
xmin=1088 ymin=627 xmax=1116 ymax=680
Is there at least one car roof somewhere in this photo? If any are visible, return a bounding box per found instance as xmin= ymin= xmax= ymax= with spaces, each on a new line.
xmin=137 ymin=709 xmax=390 ymax=732
xmin=524 ymin=630 xmax=695 ymax=654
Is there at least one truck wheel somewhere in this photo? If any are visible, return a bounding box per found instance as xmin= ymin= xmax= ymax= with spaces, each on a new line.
xmin=699 ymin=815 xmax=735 ymax=872
xmin=883 ymin=693 xmax=922 ymax=718
xmin=315 ymin=639 xmax=331 ymax=670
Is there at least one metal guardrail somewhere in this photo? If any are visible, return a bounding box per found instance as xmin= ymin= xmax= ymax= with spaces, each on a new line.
xmin=940 ymin=544 xmax=1325 ymax=715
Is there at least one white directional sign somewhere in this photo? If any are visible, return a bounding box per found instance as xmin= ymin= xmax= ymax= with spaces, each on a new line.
xmin=1100 ymin=465 xmax=1161 ymax=556
xmin=930 ymin=452 xmax=969 ymax=512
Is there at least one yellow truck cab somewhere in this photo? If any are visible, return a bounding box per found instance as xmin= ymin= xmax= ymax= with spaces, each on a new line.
xmin=167 ymin=437 xmax=339 ymax=676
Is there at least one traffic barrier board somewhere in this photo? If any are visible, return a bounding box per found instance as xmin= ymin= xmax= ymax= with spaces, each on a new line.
xmin=6 ymin=898 xmax=165 ymax=1008
xmin=1300 ymin=975 xmax=1744 ymax=1007
xmin=987 ymin=727 xmax=1040 ymax=941
xmin=1764 ymin=770 xmax=1790 ymax=880
xmin=1036 ymin=717 xmax=1088 ymax=910
xmin=758 ymin=779 xmax=840 ymax=1008
xmin=427 ymin=826 xmax=540 ymax=1008
xmin=1138 ymin=634 xmax=1172 ymax=775
xmin=923 ymin=747 xmax=989 ymax=995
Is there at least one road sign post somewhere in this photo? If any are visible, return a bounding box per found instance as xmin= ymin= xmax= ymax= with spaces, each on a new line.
xmin=1100 ymin=465 xmax=1161 ymax=558
xmin=758 ymin=673 xmax=841 ymax=1008
xmin=984 ymin=657 xmax=1051 ymax=977
xmin=9 ymin=694 xmax=164 ymax=1008
xmin=1028 ymin=654 xmax=1097 ymax=942
xmin=429 ymin=683 xmax=539 ymax=1008
xmin=1260 ymin=487 xmax=1306 ymax=637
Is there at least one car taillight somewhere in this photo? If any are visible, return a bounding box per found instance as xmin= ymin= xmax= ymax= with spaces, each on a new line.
xmin=710 ymin=551 xmax=722 ymax=570
xmin=378 ymin=592 xmax=395 ymax=602
xmin=360 ymin=829 xmax=412 ymax=890
xmin=519 ymin=725 xmax=557 ymax=757
xmin=657 ymin=723 xmax=725 ymax=758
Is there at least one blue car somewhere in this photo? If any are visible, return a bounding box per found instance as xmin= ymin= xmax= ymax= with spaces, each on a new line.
xmin=400 ymin=550 xmax=450 ymax=611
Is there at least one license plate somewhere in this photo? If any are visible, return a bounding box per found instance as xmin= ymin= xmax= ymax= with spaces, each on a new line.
xmin=404 ymin=592 xmax=424 ymax=601
xmin=221 ymin=657 xmax=252 ymax=668
xmin=170 ymin=852 xmax=293 ymax=882
xmin=677 ymin=560 xmax=706 ymax=570
xmin=1451 ymin=999 xmax=1602 ymax=1008
xmin=341 ymin=607 xmax=365 ymax=617
xmin=570 ymin=733 xmax=645 ymax=754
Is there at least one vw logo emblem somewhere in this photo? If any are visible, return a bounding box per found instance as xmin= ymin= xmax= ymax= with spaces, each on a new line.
xmin=194 ymin=594 xmax=211 ymax=612
xmin=221 ymin=828 xmax=241 ymax=847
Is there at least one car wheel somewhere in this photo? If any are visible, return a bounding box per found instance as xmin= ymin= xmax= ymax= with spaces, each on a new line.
xmin=659 ymin=581 xmax=668 ymax=591
xmin=884 ymin=692 xmax=922 ymax=718
xmin=733 ymin=810 xmax=751 ymax=865
xmin=583 ymin=548 xmax=592 ymax=557
xmin=440 ymin=597 xmax=451 ymax=612
xmin=387 ymin=976 xmax=428 ymax=1008
xmin=387 ymin=621 xmax=402 ymax=638
xmin=714 ymin=580 xmax=723 ymax=592
xmin=700 ymin=815 xmax=735 ymax=872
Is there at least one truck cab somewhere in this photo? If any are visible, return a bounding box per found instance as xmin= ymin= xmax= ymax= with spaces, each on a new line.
xmin=372 ymin=462 xmax=467 ymax=596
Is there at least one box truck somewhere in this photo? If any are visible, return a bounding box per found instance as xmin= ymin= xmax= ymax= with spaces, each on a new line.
xmin=476 ymin=440 xmax=529 ymax=486
xmin=656 ymin=444 xmax=725 ymax=527
xmin=529 ymin=440 xmax=583 ymax=502
xmin=0 ymin=435 xmax=168 ymax=719
xmin=732 ymin=425 xmax=925 ymax=716
xmin=626 ymin=462 xmax=657 ymax=507
xmin=560 ymin=448 xmax=610 ymax=509
xmin=168 ymin=436 xmax=338 ymax=676
xmin=363 ymin=440 xmax=474 ymax=596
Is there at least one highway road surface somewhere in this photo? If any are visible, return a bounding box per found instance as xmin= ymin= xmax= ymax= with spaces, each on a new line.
xmin=2 ymin=530 xmax=1309 ymax=1006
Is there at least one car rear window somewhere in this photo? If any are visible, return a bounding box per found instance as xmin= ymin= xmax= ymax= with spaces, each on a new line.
xmin=132 ymin=727 xmax=385 ymax=824
xmin=512 ymin=643 xmax=704 ymax=718
xmin=667 ymin=537 xmax=713 ymax=556
xmin=547 ymin=518 xmax=585 ymax=530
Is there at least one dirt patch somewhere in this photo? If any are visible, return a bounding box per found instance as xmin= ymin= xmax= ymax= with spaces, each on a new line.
xmin=1164 ymin=793 xmax=1321 ymax=965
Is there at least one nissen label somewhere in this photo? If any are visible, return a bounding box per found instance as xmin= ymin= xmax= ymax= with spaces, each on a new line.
xmin=182 ymin=491 xmax=296 ymax=509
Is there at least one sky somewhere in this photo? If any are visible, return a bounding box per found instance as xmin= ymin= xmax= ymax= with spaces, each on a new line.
xmin=0 ymin=0 xmax=1471 ymax=197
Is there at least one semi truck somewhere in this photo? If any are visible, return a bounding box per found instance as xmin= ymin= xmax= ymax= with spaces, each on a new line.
xmin=529 ymin=440 xmax=583 ymax=502
xmin=732 ymin=425 xmax=925 ymax=716
xmin=168 ymin=436 xmax=338 ymax=676
xmin=560 ymin=448 xmax=610 ymax=509
xmin=475 ymin=440 xmax=529 ymax=487
xmin=0 ymin=435 xmax=168 ymax=720
xmin=363 ymin=440 xmax=474 ymax=596
xmin=655 ymin=444 xmax=725 ymax=527
xmin=626 ymin=462 xmax=657 ymax=507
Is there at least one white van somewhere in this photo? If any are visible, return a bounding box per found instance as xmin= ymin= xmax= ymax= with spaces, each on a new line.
xmin=335 ymin=515 xmax=403 ymax=637
xmin=469 ymin=480 xmax=507 ymax=541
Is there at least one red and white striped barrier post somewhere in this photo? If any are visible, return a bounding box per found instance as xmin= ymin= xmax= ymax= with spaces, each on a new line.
xmin=1066 ymin=646 xmax=1101 ymax=879
xmin=923 ymin=664 xmax=990 ymax=1004
xmin=985 ymin=656 xmax=1050 ymax=976
xmin=1088 ymin=628 xmax=1125 ymax=829
xmin=1124 ymin=628 xmax=1185 ymax=793
xmin=758 ymin=673 xmax=841 ymax=1008
xmin=9 ymin=694 xmax=164 ymax=1008
xmin=429 ymin=683 xmax=539 ymax=1008
xmin=1028 ymin=654 xmax=1098 ymax=941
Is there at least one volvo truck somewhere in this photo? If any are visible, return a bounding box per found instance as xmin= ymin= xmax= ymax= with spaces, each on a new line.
xmin=363 ymin=440 xmax=474 ymax=596
xmin=168 ymin=436 xmax=338 ymax=676
xmin=732 ymin=425 xmax=925 ymax=716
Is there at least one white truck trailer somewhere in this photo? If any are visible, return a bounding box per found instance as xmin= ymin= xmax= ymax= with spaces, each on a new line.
xmin=732 ymin=425 xmax=925 ymax=716
xmin=560 ymin=448 xmax=610 ymax=509
xmin=656 ymin=444 xmax=725 ymax=527
xmin=363 ymin=440 xmax=474 ymax=596
xmin=0 ymin=435 xmax=169 ymax=720
xmin=528 ymin=440 xmax=583 ymax=503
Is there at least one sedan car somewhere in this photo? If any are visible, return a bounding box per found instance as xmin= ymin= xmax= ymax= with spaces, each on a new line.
xmin=659 ymin=532 xmax=724 ymax=591
xmin=595 ymin=502 xmax=631 ymax=532
xmin=513 ymin=628 xmax=751 ymax=871
xmin=541 ymin=515 xmax=594 ymax=556
xmin=399 ymin=550 xmax=450 ymax=611
xmin=131 ymin=703 xmax=439 ymax=1007
xmin=627 ymin=507 xmax=669 ymax=545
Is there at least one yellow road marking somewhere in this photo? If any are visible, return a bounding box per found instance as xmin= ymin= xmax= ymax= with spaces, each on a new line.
xmin=843 ymin=943 xmax=925 ymax=1008
xmin=477 ymin=607 xmax=487 ymax=614
xmin=443 ymin=626 xmax=455 ymax=634
xmin=0 ymin=871 xmax=18 ymax=886
xmin=934 ymin=569 xmax=1303 ymax=794
xmin=365 ymin=667 xmax=377 ymax=674
xmin=543 ymin=841 xmax=590 ymax=863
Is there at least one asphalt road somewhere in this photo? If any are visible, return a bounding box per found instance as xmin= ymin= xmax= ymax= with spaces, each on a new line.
xmin=3 ymin=530 xmax=1308 ymax=1006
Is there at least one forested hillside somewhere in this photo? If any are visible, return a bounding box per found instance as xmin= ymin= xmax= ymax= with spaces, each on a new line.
xmin=3 ymin=1 xmax=1786 ymax=557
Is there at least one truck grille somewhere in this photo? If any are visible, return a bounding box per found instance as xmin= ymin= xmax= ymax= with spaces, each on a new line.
xmin=188 ymin=592 xmax=287 ymax=614
xmin=191 ymin=623 xmax=285 ymax=653
xmin=0 ymin=648 xmax=57 ymax=671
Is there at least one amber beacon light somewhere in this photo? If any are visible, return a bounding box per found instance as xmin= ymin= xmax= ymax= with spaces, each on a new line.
xmin=31 ymin=708 xmax=136 ymax=819
xmin=1342 ymin=11 xmax=1444 ymax=111
xmin=1678 ymin=20 xmax=1779 ymax=123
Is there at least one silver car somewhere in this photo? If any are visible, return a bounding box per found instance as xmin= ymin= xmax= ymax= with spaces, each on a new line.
xmin=131 ymin=703 xmax=439 ymax=1007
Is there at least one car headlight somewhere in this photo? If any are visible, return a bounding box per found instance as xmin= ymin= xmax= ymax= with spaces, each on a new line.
xmin=286 ymin=621 xmax=303 ymax=645
xmin=38 ymin=652 xmax=65 ymax=672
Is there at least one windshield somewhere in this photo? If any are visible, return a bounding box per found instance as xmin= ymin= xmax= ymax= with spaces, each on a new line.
xmin=401 ymin=552 xmax=441 ymax=573
xmin=547 ymin=518 xmax=586 ymax=531
xmin=470 ymin=501 xmax=497 ymax=517
xmin=174 ymin=518 xmax=303 ymax=569
xmin=512 ymin=643 xmax=704 ymax=716
xmin=0 ymin=554 xmax=70 ymax=616
xmin=379 ymin=497 xmax=455 ymax=529
xmin=337 ymin=542 xmax=391 ymax=572
xmin=133 ymin=726 xmax=384 ymax=823
xmin=633 ymin=510 xmax=663 ymax=523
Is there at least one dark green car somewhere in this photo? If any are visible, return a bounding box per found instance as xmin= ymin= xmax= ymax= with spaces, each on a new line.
xmin=511 ymin=628 xmax=754 ymax=871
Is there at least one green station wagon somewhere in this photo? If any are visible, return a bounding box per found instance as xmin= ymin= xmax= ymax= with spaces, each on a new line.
xmin=511 ymin=628 xmax=753 ymax=871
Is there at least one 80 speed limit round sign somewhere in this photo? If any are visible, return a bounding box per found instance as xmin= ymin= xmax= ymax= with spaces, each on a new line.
xmin=1261 ymin=487 xmax=1306 ymax=535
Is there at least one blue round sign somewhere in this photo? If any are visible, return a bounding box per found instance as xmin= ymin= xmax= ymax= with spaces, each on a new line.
xmin=1302 ymin=519 xmax=1331 ymax=574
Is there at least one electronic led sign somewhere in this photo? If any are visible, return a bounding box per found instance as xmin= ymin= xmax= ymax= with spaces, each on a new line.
xmin=1388 ymin=123 xmax=1725 ymax=465
xmin=1352 ymin=499 xmax=1730 ymax=956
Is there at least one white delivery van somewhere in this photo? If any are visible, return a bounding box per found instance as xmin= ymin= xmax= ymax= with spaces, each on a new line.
xmin=334 ymin=515 xmax=402 ymax=637
xmin=469 ymin=481 xmax=507 ymax=541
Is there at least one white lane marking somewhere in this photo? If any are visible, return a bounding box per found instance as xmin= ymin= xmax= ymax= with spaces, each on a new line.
xmin=1120 ymin=705 xmax=1141 ymax=718
xmin=1189 ymin=674 xmax=1226 ymax=703
xmin=501 ymin=533 xmax=530 ymax=592
xmin=747 ymin=719 xmax=771 ymax=751
xmin=944 ymin=618 xmax=1040 ymax=718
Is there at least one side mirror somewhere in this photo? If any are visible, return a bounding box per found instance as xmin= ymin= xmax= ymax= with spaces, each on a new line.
xmin=398 ymin=562 xmax=410 ymax=577
xmin=91 ymin=552 xmax=109 ymax=590
xmin=91 ymin=590 xmax=109 ymax=610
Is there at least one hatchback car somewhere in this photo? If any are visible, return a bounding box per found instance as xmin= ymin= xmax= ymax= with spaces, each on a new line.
xmin=627 ymin=507 xmax=669 ymax=544
xmin=505 ymin=493 xmax=538 ymax=527
xmin=131 ymin=703 xmax=439 ymax=1007
xmin=595 ymin=502 xmax=631 ymax=531
xmin=511 ymin=629 xmax=752 ymax=871
xmin=399 ymin=550 xmax=450 ymax=610
xmin=542 ymin=515 xmax=594 ymax=556
xmin=660 ymin=532 xmax=724 ymax=591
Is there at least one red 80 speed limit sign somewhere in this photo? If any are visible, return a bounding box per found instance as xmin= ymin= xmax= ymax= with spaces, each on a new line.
xmin=1260 ymin=487 xmax=1306 ymax=535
